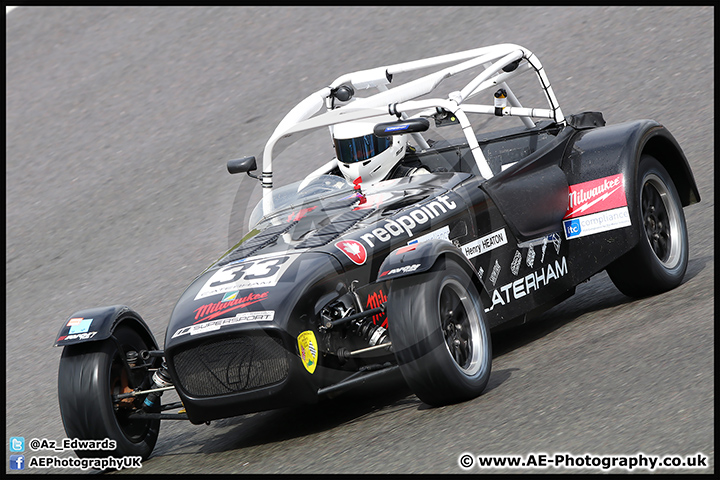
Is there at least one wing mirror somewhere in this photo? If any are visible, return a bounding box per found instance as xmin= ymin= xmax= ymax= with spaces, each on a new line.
xmin=227 ymin=156 xmax=259 ymax=179
xmin=373 ymin=118 xmax=430 ymax=137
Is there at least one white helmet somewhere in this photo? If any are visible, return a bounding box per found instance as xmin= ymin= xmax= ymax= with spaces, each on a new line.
xmin=333 ymin=116 xmax=407 ymax=185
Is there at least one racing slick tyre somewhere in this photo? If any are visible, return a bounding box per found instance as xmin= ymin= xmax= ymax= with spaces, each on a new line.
xmin=58 ymin=325 xmax=160 ymax=460
xmin=607 ymin=154 xmax=689 ymax=297
xmin=387 ymin=257 xmax=491 ymax=407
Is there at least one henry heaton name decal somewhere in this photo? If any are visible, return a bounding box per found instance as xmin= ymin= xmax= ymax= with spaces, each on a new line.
xmin=461 ymin=228 xmax=508 ymax=259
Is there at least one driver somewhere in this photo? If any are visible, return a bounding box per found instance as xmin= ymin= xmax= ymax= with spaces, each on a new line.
xmin=332 ymin=116 xmax=429 ymax=186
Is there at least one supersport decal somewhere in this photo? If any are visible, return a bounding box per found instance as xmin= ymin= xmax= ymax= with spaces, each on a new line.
xmin=172 ymin=311 xmax=275 ymax=338
xmin=379 ymin=263 xmax=421 ymax=279
xmin=57 ymin=331 xmax=98 ymax=342
xmin=193 ymin=291 xmax=269 ymax=324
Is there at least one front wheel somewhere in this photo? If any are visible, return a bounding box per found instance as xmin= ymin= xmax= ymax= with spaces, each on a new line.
xmin=387 ymin=257 xmax=491 ymax=407
xmin=57 ymin=325 xmax=160 ymax=460
xmin=607 ymin=155 xmax=689 ymax=297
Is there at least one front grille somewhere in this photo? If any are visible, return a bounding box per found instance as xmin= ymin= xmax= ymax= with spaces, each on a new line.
xmin=172 ymin=334 xmax=289 ymax=397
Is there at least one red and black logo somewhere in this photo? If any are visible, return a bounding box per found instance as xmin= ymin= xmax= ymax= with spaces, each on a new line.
xmin=193 ymin=291 xmax=269 ymax=324
xmin=366 ymin=289 xmax=388 ymax=327
xmin=335 ymin=239 xmax=368 ymax=265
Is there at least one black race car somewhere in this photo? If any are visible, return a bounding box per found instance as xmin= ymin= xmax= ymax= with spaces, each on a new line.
xmin=54 ymin=44 xmax=700 ymax=460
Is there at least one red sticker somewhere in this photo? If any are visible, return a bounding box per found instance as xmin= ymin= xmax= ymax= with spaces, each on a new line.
xmin=193 ymin=291 xmax=269 ymax=324
xmin=287 ymin=206 xmax=317 ymax=222
xmin=564 ymin=174 xmax=627 ymax=219
xmin=366 ymin=289 xmax=388 ymax=327
xmin=335 ymin=239 xmax=368 ymax=265
xmin=352 ymin=191 xmax=393 ymax=211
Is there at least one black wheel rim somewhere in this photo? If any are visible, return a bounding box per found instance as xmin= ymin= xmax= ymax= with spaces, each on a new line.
xmin=439 ymin=279 xmax=485 ymax=375
xmin=641 ymin=173 xmax=681 ymax=268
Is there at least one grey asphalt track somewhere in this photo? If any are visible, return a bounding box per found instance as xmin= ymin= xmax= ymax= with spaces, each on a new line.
xmin=6 ymin=6 xmax=714 ymax=474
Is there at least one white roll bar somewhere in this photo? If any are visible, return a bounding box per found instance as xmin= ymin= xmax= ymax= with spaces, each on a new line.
xmin=259 ymin=44 xmax=565 ymax=206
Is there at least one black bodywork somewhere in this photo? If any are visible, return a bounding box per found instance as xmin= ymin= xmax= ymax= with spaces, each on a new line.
xmin=54 ymin=111 xmax=700 ymax=424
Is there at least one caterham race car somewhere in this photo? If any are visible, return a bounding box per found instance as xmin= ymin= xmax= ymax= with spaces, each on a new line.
xmin=55 ymin=44 xmax=700 ymax=460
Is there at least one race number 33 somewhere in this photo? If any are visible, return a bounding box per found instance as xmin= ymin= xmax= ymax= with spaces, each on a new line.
xmin=194 ymin=254 xmax=295 ymax=300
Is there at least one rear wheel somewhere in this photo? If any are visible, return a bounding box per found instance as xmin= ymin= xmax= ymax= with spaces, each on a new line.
xmin=607 ymin=155 xmax=688 ymax=297
xmin=58 ymin=325 xmax=160 ymax=460
xmin=387 ymin=257 xmax=491 ymax=406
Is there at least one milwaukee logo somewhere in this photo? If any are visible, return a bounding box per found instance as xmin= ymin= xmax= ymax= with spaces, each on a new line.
xmin=193 ymin=291 xmax=269 ymax=324
xmin=359 ymin=194 xmax=458 ymax=248
xmin=565 ymin=174 xmax=627 ymax=219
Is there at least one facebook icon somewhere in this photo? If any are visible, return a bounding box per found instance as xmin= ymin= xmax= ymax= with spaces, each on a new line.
xmin=10 ymin=454 xmax=25 ymax=470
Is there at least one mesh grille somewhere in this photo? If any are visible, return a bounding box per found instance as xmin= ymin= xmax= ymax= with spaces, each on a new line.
xmin=173 ymin=334 xmax=289 ymax=397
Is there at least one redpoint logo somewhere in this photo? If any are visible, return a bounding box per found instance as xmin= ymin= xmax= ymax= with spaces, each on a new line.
xmin=358 ymin=194 xmax=458 ymax=248
xmin=335 ymin=240 xmax=367 ymax=265
xmin=564 ymin=174 xmax=627 ymax=219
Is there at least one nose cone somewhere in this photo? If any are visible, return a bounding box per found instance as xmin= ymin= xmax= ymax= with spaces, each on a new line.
xmin=164 ymin=250 xmax=344 ymax=347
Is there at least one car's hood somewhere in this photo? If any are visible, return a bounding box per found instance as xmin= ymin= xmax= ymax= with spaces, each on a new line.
xmin=233 ymin=171 xmax=471 ymax=261
xmin=164 ymin=172 xmax=472 ymax=347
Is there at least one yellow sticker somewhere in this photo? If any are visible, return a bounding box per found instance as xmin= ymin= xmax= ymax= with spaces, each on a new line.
xmin=297 ymin=331 xmax=318 ymax=374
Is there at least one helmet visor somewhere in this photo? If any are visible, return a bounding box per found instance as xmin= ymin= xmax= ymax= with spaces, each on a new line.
xmin=334 ymin=134 xmax=393 ymax=164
